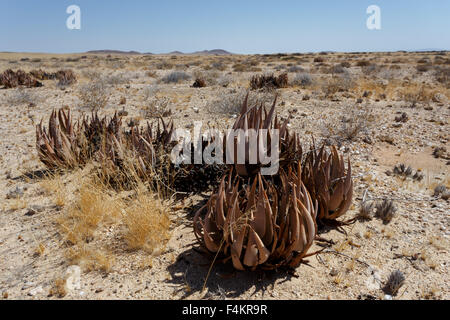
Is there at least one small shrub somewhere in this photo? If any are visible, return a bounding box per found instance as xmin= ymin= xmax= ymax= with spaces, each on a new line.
xmin=192 ymin=78 xmax=207 ymax=88
xmin=207 ymin=89 xmax=275 ymax=115
xmin=375 ymin=199 xmax=397 ymax=224
xmin=288 ymin=65 xmax=304 ymax=73
xmin=416 ymin=64 xmax=431 ymax=73
xmin=357 ymin=201 xmax=374 ymax=221
xmin=77 ymin=80 xmax=110 ymax=111
xmin=142 ymin=84 xmax=159 ymax=101
xmin=383 ymin=270 xmax=405 ymax=296
xmin=434 ymin=67 xmax=450 ymax=87
xmin=6 ymin=87 xmax=44 ymax=106
xmin=102 ymin=73 xmax=130 ymax=86
xmin=249 ymin=73 xmax=288 ymax=90
xmin=161 ymin=71 xmax=191 ymax=83
xmin=291 ymin=72 xmax=313 ymax=87
xmin=391 ymin=163 xmax=423 ymax=181
xmin=232 ymin=63 xmax=261 ymax=72
xmin=156 ymin=61 xmax=174 ymax=70
xmin=323 ymin=104 xmax=374 ymax=143
xmin=321 ymin=74 xmax=356 ymax=97
xmin=329 ymin=65 xmax=345 ymax=74
xmin=217 ymin=74 xmax=233 ymax=87
xmin=211 ymin=62 xmax=227 ymax=71
xmin=55 ymin=69 xmax=77 ymax=87
xmin=141 ymin=96 xmax=171 ymax=118
xmin=356 ymin=60 xmax=371 ymax=67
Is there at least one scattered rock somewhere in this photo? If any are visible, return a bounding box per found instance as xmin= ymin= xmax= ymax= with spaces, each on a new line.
xmin=118 ymin=108 xmax=128 ymax=117
xmin=432 ymin=146 xmax=447 ymax=159
xmin=394 ymin=112 xmax=408 ymax=123
xmin=6 ymin=186 xmax=24 ymax=199
xmin=363 ymin=136 xmax=373 ymax=144
xmin=64 ymin=265 xmax=81 ymax=293
xmin=329 ymin=268 xmax=339 ymax=276
xmin=28 ymin=286 xmax=43 ymax=296
xmin=378 ymin=135 xmax=395 ymax=145
xmin=25 ymin=205 xmax=45 ymax=216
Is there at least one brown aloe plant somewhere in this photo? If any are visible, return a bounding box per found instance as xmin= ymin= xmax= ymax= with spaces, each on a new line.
xmin=225 ymin=94 xmax=302 ymax=177
xmin=194 ymin=163 xmax=317 ymax=271
xmin=36 ymin=109 xmax=84 ymax=168
xmin=0 ymin=69 xmax=43 ymax=88
xmin=36 ymin=108 xmax=224 ymax=192
xmin=302 ymin=144 xmax=353 ymax=223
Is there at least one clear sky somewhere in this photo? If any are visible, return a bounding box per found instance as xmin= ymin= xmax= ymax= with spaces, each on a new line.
xmin=1 ymin=0 xmax=449 ymax=54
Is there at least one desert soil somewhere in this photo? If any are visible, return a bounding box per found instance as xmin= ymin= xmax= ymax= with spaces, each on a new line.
xmin=0 ymin=51 xmax=448 ymax=300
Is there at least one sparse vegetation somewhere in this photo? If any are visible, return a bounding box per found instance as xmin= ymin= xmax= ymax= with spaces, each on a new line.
xmin=161 ymin=71 xmax=191 ymax=83
xmin=1 ymin=49 xmax=448 ymax=299
xmin=77 ymin=80 xmax=110 ymax=111
xmin=383 ymin=270 xmax=405 ymax=296
xmin=249 ymin=73 xmax=288 ymax=90
xmin=291 ymin=72 xmax=313 ymax=87
xmin=375 ymin=199 xmax=397 ymax=224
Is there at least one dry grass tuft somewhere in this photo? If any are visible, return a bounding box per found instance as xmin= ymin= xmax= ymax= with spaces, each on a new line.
xmin=250 ymin=73 xmax=288 ymax=90
xmin=50 ymin=165 xmax=172 ymax=274
xmin=356 ymin=201 xmax=374 ymax=221
xmin=383 ymin=270 xmax=405 ymax=296
xmin=58 ymin=182 xmax=122 ymax=244
xmin=39 ymin=174 xmax=68 ymax=207
xmin=374 ymin=199 xmax=397 ymax=224
xmin=66 ymin=244 xmax=115 ymax=273
xmin=49 ymin=278 xmax=67 ymax=298
xmin=122 ymin=192 xmax=170 ymax=253
xmin=323 ymin=104 xmax=375 ymax=143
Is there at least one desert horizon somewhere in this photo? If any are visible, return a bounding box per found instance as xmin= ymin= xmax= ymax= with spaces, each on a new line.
xmin=0 ymin=1 xmax=448 ymax=307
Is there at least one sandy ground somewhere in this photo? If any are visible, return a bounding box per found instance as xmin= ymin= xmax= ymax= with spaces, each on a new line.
xmin=0 ymin=51 xmax=448 ymax=300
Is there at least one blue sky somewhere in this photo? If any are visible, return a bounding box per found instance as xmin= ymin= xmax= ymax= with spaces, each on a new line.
xmin=1 ymin=0 xmax=449 ymax=53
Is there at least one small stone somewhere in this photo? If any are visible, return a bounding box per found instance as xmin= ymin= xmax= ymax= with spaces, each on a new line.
xmin=65 ymin=265 xmax=81 ymax=291
xmin=383 ymin=294 xmax=393 ymax=300
xmin=24 ymin=208 xmax=37 ymax=216
xmin=329 ymin=268 xmax=339 ymax=276
xmin=22 ymin=281 xmax=34 ymax=290
xmin=28 ymin=286 xmax=43 ymax=296
xmin=6 ymin=186 xmax=24 ymax=199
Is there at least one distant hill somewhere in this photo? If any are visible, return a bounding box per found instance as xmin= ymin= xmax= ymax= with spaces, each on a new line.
xmin=191 ymin=49 xmax=233 ymax=55
xmin=167 ymin=49 xmax=232 ymax=55
xmin=86 ymin=50 xmax=142 ymax=55
xmin=413 ymin=48 xmax=447 ymax=52
xmin=85 ymin=49 xmax=233 ymax=55
xmin=168 ymin=51 xmax=184 ymax=55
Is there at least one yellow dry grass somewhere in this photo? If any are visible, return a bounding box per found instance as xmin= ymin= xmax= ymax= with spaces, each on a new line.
xmin=48 ymin=162 xmax=172 ymax=274
xmin=66 ymin=244 xmax=115 ymax=273
xmin=122 ymin=192 xmax=170 ymax=253
xmin=58 ymin=182 xmax=122 ymax=244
